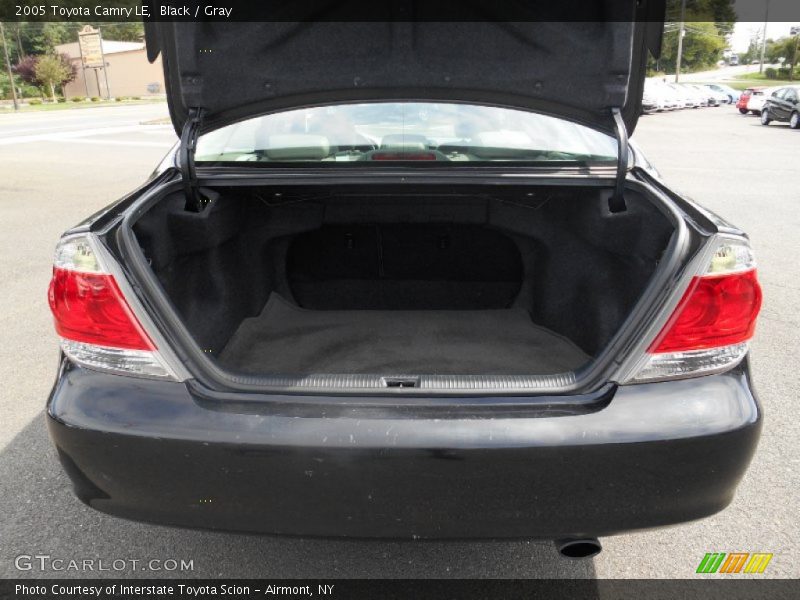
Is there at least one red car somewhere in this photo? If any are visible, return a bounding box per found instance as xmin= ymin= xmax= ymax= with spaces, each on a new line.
xmin=737 ymin=87 xmax=764 ymax=114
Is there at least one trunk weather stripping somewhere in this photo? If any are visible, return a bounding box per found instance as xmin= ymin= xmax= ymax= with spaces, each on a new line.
xmin=608 ymin=108 xmax=628 ymax=214
xmin=179 ymin=107 xmax=209 ymax=213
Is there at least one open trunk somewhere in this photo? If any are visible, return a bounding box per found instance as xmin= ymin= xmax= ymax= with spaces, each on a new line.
xmin=132 ymin=184 xmax=675 ymax=384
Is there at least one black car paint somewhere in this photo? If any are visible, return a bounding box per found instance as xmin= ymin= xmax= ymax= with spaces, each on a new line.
xmin=44 ymin=35 xmax=762 ymax=537
xmin=45 ymin=144 xmax=766 ymax=538
xmin=763 ymin=86 xmax=800 ymax=127
xmin=146 ymin=9 xmax=666 ymax=137
xmin=48 ymin=359 xmax=760 ymax=539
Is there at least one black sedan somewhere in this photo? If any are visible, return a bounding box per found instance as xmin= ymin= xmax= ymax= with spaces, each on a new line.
xmin=46 ymin=9 xmax=763 ymax=559
xmin=761 ymin=85 xmax=800 ymax=128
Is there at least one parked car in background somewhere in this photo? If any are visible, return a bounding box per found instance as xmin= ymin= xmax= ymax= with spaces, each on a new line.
xmin=643 ymin=79 xmax=673 ymax=112
xmin=706 ymin=84 xmax=737 ymax=103
xmin=668 ymin=83 xmax=697 ymax=108
xmin=746 ymin=87 xmax=781 ymax=115
xmin=641 ymin=90 xmax=658 ymax=114
xmin=657 ymin=82 xmax=680 ymax=110
xmin=760 ymin=85 xmax=800 ymax=128
xmin=684 ymin=84 xmax=714 ymax=107
xmin=700 ymin=85 xmax=729 ymax=106
xmin=666 ymin=84 xmax=687 ymax=108
xmin=706 ymin=84 xmax=739 ymax=104
xmin=737 ymin=87 xmax=763 ymax=114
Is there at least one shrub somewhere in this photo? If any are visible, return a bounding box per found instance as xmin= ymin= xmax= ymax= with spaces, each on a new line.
xmin=130 ymin=96 xmax=141 ymax=100
xmin=20 ymin=84 xmax=42 ymax=98
xmin=764 ymin=67 xmax=778 ymax=79
xmin=12 ymin=55 xmax=38 ymax=85
xmin=70 ymin=96 xmax=84 ymax=102
xmin=90 ymin=96 xmax=100 ymax=102
xmin=34 ymin=54 xmax=74 ymax=102
xmin=28 ymin=99 xmax=42 ymax=105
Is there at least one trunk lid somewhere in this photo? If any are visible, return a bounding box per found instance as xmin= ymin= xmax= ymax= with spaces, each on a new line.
xmin=144 ymin=2 xmax=664 ymax=137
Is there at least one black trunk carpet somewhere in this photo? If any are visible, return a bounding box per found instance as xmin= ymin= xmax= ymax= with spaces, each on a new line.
xmin=219 ymin=294 xmax=590 ymax=376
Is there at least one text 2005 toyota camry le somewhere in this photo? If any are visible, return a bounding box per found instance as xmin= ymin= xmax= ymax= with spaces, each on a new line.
xmin=46 ymin=11 xmax=762 ymax=558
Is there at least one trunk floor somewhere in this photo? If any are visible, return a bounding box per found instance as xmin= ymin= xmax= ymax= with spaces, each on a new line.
xmin=219 ymin=294 xmax=590 ymax=376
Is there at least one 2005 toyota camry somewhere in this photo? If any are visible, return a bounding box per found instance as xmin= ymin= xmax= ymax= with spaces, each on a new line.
xmin=46 ymin=11 xmax=762 ymax=558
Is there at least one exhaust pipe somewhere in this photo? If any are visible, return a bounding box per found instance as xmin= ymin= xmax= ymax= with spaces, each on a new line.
xmin=555 ymin=538 xmax=602 ymax=559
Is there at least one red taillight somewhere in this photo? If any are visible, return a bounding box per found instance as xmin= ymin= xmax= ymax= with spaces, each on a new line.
xmin=48 ymin=267 xmax=154 ymax=351
xmin=649 ymin=269 xmax=762 ymax=354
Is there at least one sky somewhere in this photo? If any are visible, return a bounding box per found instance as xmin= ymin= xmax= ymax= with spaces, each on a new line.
xmin=729 ymin=0 xmax=799 ymax=51
xmin=730 ymin=22 xmax=796 ymax=52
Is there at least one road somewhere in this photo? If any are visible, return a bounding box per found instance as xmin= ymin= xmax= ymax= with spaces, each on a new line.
xmin=679 ymin=63 xmax=772 ymax=82
xmin=0 ymin=103 xmax=798 ymax=579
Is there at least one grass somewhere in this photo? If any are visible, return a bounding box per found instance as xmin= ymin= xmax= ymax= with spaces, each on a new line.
xmin=0 ymin=97 xmax=165 ymax=112
xmin=726 ymin=81 xmax=768 ymax=91
xmin=730 ymin=72 xmax=798 ymax=88
xmin=703 ymin=79 xmax=794 ymax=91
xmin=735 ymin=70 xmax=798 ymax=81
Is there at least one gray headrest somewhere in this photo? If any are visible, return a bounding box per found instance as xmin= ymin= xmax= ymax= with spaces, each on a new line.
xmin=265 ymin=134 xmax=330 ymax=160
xmin=380 ymin=134 xmax=428 ymax=150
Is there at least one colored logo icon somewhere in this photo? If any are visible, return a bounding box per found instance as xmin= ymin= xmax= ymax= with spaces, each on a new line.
xmin=696 ymin=552 xmax=773 ymax=574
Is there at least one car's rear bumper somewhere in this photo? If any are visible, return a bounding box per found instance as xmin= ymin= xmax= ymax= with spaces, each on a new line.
xmin=47 ymin=360 xmax=761 ymax=539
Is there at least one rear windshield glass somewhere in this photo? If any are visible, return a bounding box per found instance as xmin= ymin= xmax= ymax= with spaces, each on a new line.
xmin=195 ymin=102 xmax=617 ymax=164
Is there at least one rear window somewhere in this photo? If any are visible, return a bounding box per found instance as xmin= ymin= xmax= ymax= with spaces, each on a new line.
xmin=195 ymin=102 xmax=617 ymax=164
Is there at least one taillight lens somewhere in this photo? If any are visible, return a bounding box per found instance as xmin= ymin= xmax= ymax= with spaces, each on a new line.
xmin=627 ymin=237 xmax=762 ymax=383
xmin=48 ymin=235 xmax=173 ymax=379
xmin=48 ymin=269 xmax=153 ymax=350
xmin=649 ymin=269 xmax=761 ymax=353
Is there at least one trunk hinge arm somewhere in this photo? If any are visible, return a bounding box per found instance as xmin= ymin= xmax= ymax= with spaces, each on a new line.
xmin=180 ymin=107 xmax=207 ymax=212
xmin=608 ymin=107 xmax=628 ymax=213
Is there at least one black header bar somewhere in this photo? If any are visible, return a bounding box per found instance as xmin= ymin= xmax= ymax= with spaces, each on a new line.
xmin=2 ymin=0 xmax=800 ymax=23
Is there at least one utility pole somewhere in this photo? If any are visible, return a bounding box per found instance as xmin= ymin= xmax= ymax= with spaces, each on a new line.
xmin=674 ymin=0 xmax=686 ymax=83
xmin=0 ymin=22 xmax=19 ymax=111
xmin=759 ymin=0 xmax=770 ymax=73
xmin=14 ymin=24 xmax=22 ymax=59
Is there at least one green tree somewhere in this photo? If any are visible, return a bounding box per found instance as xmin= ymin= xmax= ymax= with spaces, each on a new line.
xmin=0 ymin=69 xmax=11 ymax=101
xmin=660 ymin=21 xmax=727 ymax=73
xmin=664 ymin=0 xmax=735 ymax=26
xmin=767 ymin=37 xmax=799 ymax=78
xmin=11 ymin=22 xmax=144 ymax=58
xmin=33 ymin=23 xmax=73 ymax=54
xmin=34 ymin=54 xmax=73 ymax=102
xmin=8 ymin=22 xmax=73 ymax=55
xmin=741 ymin=31 xmax=762 ymax=64
xmin=101 ymin=23 xmax=145 ymax=42
xmin=651 ymin=1 xmax=736 ymax=75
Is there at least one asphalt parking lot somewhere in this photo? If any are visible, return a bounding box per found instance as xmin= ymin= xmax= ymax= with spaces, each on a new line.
xmin=0 ymin=103 xmax=798 ymax=579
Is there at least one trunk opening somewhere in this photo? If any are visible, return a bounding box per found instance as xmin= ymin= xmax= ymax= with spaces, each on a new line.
xmin=131 ymin=182 xmax=675 ymax=387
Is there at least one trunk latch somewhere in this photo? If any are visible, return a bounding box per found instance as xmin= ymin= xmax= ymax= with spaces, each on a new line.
xmin=382 ymin=377 xmax=420 ymax=388
xmin=608 ymin=107 xmax=628 ymax=213
xmin=180 ymin=106 xmax=208 ymax=212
